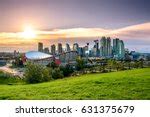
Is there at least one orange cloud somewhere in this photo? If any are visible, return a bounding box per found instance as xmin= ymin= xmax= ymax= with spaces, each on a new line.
xmin=108 ymin=22 xmax=150 ymax=40
xmin=0 ymin=22 xmax=150 ymax=52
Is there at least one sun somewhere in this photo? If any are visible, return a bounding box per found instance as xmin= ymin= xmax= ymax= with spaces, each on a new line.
xmin=21 ymin=26 xmax=36 ymax=39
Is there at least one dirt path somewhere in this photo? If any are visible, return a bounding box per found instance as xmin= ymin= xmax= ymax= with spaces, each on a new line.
xmin=0 ymin=65 xmax=24 ymax=77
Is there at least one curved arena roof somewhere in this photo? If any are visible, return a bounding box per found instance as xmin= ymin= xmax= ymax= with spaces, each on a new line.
xmin=25 ymin=51 xmax=53 ymax=60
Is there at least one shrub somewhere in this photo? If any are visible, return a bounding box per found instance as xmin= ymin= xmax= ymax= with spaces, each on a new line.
xmin=60 ymin=64 xmax=74 ymax=77
xmin=76 ymin=57 xmax=86 ymax=71
xmin=25 ymin=62 xmax=52 ymax=83
xmin=52 ymin=68 xmax=64 ymax=79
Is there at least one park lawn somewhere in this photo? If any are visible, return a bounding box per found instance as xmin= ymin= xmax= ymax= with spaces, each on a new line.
xmin=0 ymin=68 xmax=150 ymax=100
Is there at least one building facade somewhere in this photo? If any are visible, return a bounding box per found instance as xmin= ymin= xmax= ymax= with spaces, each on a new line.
xmin=38 ymin=42 xmax=43 ymax=52
xmin=58 ymin=43 xmax=63 ymax=54
xmin=100 ymin=37 xmax=112 ymax=57
xmin=66 ymin=43 xmax=71 ymax=52
xmin=43 ymin=47 xmax=49 ymax=54
xmin=73 ymin=43 xmax=79 ymax=51
xmin=113 ymin=38 xmax=125 ymax=59
xmin=59 ymin=51 xmax=78 ymax=66
xmin=51 ymin=44 xmax=56 ymax=55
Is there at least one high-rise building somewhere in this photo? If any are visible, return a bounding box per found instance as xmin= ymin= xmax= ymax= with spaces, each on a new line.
xmin=78 ymin=47 xmax=84 ymax=57
xmin=58 ymin=43 xmax=63 ymax=54
xmin=82 ymin=46 xmax=89 ymax=57
xmin=51 ymin=44 xmax=56 ymax=55
xmin=92 ymin=47 xmax=97 ymax=57
xmin=86 ymin=43 xmax=89 ymax=51
xmin=113 ymin=38 xmax=120 ymax=55
xmin=38 ymin=42 xmax=43 ymax=52
xmin=73 ymin=43 xmax=79 ymax=51
xmin=93 ymin=40 xmax=100 ymax=57
xmin=100 ymin=37 xmax=106 ymax=57
xmin=100 ymin=37 xmax=111 ymax=57
xmin=66 ymin=43 xmax=71 ymax=52
xmin=118 ymin=40 xmax=125 ymax=58
xmin=113 ymin=38 xmax=125 ymax=59
xmin=107 ymin=37 xmax=112 ymax=57
xmin=84 ymin=44 xmax=90 ymax=57
xmin=94 ymin=40 xmax=99 ymax=51
xmin=14 ymin=50 xmax=17 ymax=58
xmin=44 ymin=47 xmax=49 ymax=54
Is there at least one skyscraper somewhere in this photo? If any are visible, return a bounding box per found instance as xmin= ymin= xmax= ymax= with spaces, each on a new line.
xmin=51 ymin=44 xmax=56 ymax=55
xmin=94 ymin=40 xmax=99 ymax=51
xmin=73 ymin=43 xmax=79 ymax=51
xmin=86 ymin=43 xmax=89 ymax=51
xmin=118 ymin=40 xmax=125 ymax=58
xmin=66 ymin=43 xmax=71 ymax=52
xmin=38 ymin=42 xmax=43 ymax=52
xmin=113 ymin=38 xmax=125 ymax=59
xmin=100 ymin=37 xmax=106 ymax=57
xmin=100 ymin=37 xmax=111 ymax=57
xmin=94 ymin=40 xmax=99 ymax=56
xmin=113 ymin=38 xmax=120 ymax=56
xmin=58 ymin=43 xmax=63 ymax=54
xmin=43 ymin=47 xmax=49 ymax=54
xmin=82 ymin=46 xmax=89 ymax=57
xmin=107 ymin=37 xmax=112 ymax=57
xmin=78 ymin=47 xmax=84 ymax=57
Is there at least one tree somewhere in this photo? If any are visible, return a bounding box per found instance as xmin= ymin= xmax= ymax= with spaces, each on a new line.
xmin=60 ymin=64 xmax=74 ymax=77
xmin=25 ymin=62 xmax=52 ymax=83
xmin=76 ymin=57 xmax=85 ymax=71
xmin=119 ymin=61 xmax=125 ymax=70
xmin=101 ymin=62 xmax=107 ymax=72
xmin=139 ymin=58 xmax=144 ymax=68
xmin=107 ymin=59 xmax=114 ymax=72
xmin=133 ymin=61 xmax=139 ymax=68
xmin=13 ymin=57 xmax=24 ymax=67
xmin=125 ymin=57 xmax=132 ymax=70
xmin=112 ymin=60 xmax=121 ymax=71
xmin=42 ymin=68 xmax=52 ymax=82
xmin=52 ymin=68 xmax=64 ymax=79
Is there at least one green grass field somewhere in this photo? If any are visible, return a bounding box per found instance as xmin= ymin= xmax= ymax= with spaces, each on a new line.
xmin=0 ymin=68 xmax=150 ymax=100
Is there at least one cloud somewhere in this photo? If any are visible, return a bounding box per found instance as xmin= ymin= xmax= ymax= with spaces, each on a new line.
xmin=0 ymin=22 xmax=150 ymax=52
xmin=36 ymin=23 xmax=150 ymax=43
xmin=36 ymin=28 xmax=110 ymax=39
xmin=1 ymin=22 xmax=150 ymax=40
xmin=108 ymin=22 xmax=150 ymax=41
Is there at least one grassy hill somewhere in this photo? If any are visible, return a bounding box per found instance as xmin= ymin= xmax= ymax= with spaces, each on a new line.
xmin=0 ymin=68 xmax=150 ymax=100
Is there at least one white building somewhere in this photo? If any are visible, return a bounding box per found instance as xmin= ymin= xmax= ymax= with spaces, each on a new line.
xmin=25 ymin=51 xmax=54 ymax=65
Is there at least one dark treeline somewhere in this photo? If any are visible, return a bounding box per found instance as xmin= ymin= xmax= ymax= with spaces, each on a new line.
xmin=24 ymin=57 xmax=150 ymax=84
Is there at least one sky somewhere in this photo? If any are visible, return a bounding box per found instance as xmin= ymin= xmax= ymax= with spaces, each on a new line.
xmin=0 ymin=0 xmax=150 ymax=52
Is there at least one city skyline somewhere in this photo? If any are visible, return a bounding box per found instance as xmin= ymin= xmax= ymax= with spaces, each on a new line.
xmin=0 ymin=0 xmax=150 ymax=53
xmin=38 ymin=37 xmax=125 ymax=58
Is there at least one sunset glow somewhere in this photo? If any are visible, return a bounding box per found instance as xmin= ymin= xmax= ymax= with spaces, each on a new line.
xmin=21 ymin=26 xmax=36 ymax=39
xmin=0 ymin=0 xmax=150 ymax=53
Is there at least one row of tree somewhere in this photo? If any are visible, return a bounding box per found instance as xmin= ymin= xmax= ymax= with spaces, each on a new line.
xmin=25 ymin=62 xmax=74 ymax=83
xmin=24 ymin=57 xmax=148 ymax=84
xmin=74 ymin=58 xmax=147 ymax=74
